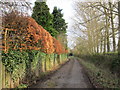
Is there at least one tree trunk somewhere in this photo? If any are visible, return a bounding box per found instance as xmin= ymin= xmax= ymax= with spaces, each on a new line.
xmin=97 ymin=45 xmax=99 ymax=53
xmin=104 ymin=8 xmax=110 ymax=52
xmin=109 ymin=2 xmax=116 ymax=52
xmin=118 ymin=1 xmax=120 ymax=57
xmin=103 ymin=30 xmax=106 ymax=53
xmin=100 ymin=40 xmax=103 ymax=53
xmin=100 ymin=33 xmax=103 ymax=53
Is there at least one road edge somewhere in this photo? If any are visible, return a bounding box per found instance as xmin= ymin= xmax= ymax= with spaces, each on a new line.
xmin=76 ymin=57 xmax=96 ymax=89
xmin=29 ymin=58 xmax=71 ymax=88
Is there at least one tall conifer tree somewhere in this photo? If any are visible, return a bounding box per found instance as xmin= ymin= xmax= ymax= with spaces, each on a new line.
xmin=52 ymin=7 xmax=67 ymax=33
xmin=32 ymin=1 xmax=58 ymax=36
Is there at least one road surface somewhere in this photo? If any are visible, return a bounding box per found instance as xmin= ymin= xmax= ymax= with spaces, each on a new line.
xmin=32 ymin=59 xmax=93 ymax=88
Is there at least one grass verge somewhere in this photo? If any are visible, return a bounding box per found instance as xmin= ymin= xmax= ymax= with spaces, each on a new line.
xmin=77 ymin=57 xmax=120 ymax=88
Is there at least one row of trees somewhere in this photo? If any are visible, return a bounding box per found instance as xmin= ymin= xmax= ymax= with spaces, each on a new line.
xmin=32 ymin=1 xmax=67 ymax=37
xmin=0 ymin=1 xmax=68 ymax=89
xmin=0 ymin=0 xmax=68 ymax=37
xmin=1 ymin=0 xmax=68 ymax=54
xmin=73 ymin=1 xmax=120 ymax=56
xmin=2 ymin=11 xmax=68 ymax=54
xmin=32 ymin=1 xmax=68 ymax=50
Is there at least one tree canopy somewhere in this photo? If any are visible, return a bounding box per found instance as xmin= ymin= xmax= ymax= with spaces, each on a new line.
xmin=32 ymin=2 xmax=58 ymax=37
xmin=52 ymin=6 xmax=67 ymax=33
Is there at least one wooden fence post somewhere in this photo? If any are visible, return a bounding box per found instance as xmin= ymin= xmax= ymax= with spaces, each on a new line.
xmin=5 ymin=72 xmax=11 ymax=88
xmin=0 ymin=60 xmax=2 ymax=89
xmin=2 ymin=64 xmax=5 ymax=88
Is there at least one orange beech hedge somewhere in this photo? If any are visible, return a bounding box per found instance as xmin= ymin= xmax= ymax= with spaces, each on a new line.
xmin=26 ymin=17 xmax=55 ymax=54
xmin=2 ymin=11 xmax=68 ymax=54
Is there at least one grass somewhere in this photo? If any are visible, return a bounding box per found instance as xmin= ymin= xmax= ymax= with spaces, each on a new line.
xmin=17 ymin=84 xmax=28 ymax=88
xmin=76 ymin=57 xmax=120 ymax=88
xmin=45 ymin=80 xmax=56 ymax=88
xmin=79 ymin=53 xmax=120 ymax=74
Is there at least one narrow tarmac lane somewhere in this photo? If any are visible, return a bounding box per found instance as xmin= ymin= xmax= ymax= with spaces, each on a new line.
xmin=32 ymin=59 xmax=93 ymax=88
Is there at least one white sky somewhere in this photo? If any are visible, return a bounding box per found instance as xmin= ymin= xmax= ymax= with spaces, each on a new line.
xmin=46 ymin=0 xmax=76 ymax=49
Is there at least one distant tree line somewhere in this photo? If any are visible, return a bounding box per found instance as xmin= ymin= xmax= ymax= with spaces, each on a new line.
xmin=72 ymin=1 xmax=120 ymax=58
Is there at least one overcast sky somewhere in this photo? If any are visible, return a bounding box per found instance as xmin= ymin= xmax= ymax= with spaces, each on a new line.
xmin=46 ymin=0 xmax=76 ymax=49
